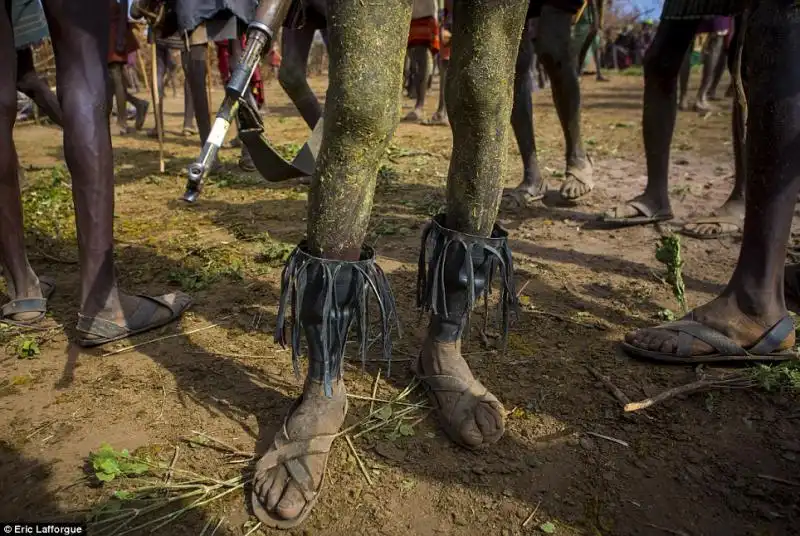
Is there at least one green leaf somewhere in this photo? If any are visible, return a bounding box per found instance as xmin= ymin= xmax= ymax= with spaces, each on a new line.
xmin=113 ymin=490 xmax=132 ymax=500
xmin=375 ymin=405 xmax=393 ymax=421
xmin=539 ymin=521 xmax=556 ymax=534
xmin=398 ymin=424 xmax=414 ymax=437
xmin=96 ymin=471 xmax=116 ymax=482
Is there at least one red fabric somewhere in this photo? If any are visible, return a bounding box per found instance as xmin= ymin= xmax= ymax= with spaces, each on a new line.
xmin=216 ymin=37 xmax=265 ymax=107
xmin=408 ymin=16 xmax=440 ymax=54
xmin=108 ymin=0 xmax=139 ymax=64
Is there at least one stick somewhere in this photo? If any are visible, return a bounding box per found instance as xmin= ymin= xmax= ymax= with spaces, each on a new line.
xmin=528 ymin=308 xmax=606 ymax=331
xmin=585 ymin=431 xmax=629 ymax=448
xmin=521 ymin=500 xmax=541 ymax=529
xmin=370 ymin=368 xmax=381 ymax=414
xmin=757 ymin=474 xmax=800 ymax=487
xmin=189 ymin=430 xmax=250 ymax=456
xmin=243 ymin=522 xmax=262 ymax=536
xmin=644 ymin=524 xmax=690 ymax=536
xmin=515 ymin=279 xmax=530 ymax=299
xmin=101 ymin=318 xmax=229 ymax=357
xmin=585 ymin=366 xmax=631 ymax=405
xmin=624 ymin=376 xmax=752 ymax=412
xmin=164 ymin=446 xmax=180 ymax=485
xmin=345 ymin=435 xmax=373 ymax=486
xmin=150 ymin=38 xmax=165 ymax=173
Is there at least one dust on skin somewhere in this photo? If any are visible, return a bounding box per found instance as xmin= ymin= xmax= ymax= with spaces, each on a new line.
xmin=445 ymin=1 xmax=527 ymax=236
xmin=307 ymin=0 xmax=413 ymax=258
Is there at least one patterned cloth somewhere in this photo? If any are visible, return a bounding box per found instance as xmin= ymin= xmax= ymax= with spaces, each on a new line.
xmin=661 ymin=0 xmax=742 ymax=19
xmin=408 ymin=16 xmax=440 ymax=54
xmin=173 ymin=0 xmax=255 ymax=33
xmin=11 ymin=0 xmax=49 ymax=50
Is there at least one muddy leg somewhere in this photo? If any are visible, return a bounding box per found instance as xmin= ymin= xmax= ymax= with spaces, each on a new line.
xmin=41 ymin=0 xmax=190 ymax=343
xmin=180 ymin=49 xmax=195 ymax=132
xmin=252 ymin=0 xmax=411 ymax=526
xmin=681 ymin=18 xmax=746 ymax=238
xmin=0 ymin=6 xmax=45 ymax=322
xmin=416 ymin=0 xmax=526 ymax=449
xmin=109 ymin=62 xmax=130 ymax=134
xmin=279 ymin=25 xmax=321 ymax=128
xmin=16 ymin=47 xmax=62 ymax=126
xmin=507 ymin=27 xmax=544 ymax=200
xmin=626 ymin=0 xmax=800 ymax=361
xmin=404 ymin=44 xmax=431 ymax=121
xmin=604 ymin=21 xmax=698 ymax=222
xmin=431 ymin=56 xmax=448 ymax=123
xmin=536 ymin=6 xmax=592 ymax=201
xmin=695 ymin=33 xmax=724 ymax=111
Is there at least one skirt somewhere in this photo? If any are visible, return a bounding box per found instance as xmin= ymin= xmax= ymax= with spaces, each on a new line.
xmin=408 ymin=16 xmax=440 ymax=54
xmin=661 ymin=0 xmax=742 ymax=19
xmin=11 ymin=0 xmax=49 ymax=50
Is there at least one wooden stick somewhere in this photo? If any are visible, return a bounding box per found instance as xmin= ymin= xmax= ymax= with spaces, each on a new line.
xmin=345 ymin=435 xmax=373 ymax=486
xmin=150 ymin=37 xmax=165 ymax=173
xmin=521 ymin=500 xmax=542 ymax=529
xmin=101 ymin=318 xmax=229 ymax=357
xmin=585 ymin=431 xmax=629 ymax=448
xmin=585 ymin=366 xmax=631 ymax=405
xmin=370 ymin=368 xmax=381 ymax=414
xmin=624 ymin=376 xmax=752 ymax=413
xmin=757 ymin=474 xmax=800 ymax=487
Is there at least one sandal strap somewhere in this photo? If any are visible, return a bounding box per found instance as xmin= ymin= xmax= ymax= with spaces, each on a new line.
xmin=664 ymin=320 xmax=748 ymax=357
xmin=749 ymin=316 xmax=795 ymax=354
xmin=2 ymin=298 xmax=47 ymax=319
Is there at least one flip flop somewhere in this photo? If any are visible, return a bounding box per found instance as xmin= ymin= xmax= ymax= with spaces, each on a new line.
xmin=621 ymin=315 xmax=797 ymax=364
xmin=679 ymin=215 xmax=742 ymax=239
xmin=412 ymin=353 xmax=504 ymax=450
xmin=501 ymin=186 xmax=547 ymax=209
xmin=600 ymin=200 xmax=674 ymax=226
xmin=75 ymin=292 xmax=192 ymax=347
xmin=251 ymin=396 xmax=346 ymax=530
xmin=559 ymin=156 xmax=595 ymax=201
xmin=0 ymin=276 xmax=56 ymax=327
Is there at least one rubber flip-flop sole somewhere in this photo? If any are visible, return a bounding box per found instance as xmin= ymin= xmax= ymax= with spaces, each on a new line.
xmin=620 ymin=341 xmax=797 ymax=364
xmin=679 ymin=228 xmax=740 ymax=240
xmin=77 ymin=298 xmax=192 ymax=348
xmin=251 ymin=486 xmax=322 ymax=530
xmin=600 ymin=214 xmax=674 ymax=227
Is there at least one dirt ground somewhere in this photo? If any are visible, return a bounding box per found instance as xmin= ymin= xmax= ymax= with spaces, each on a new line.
xmin=2 ymin=70 xmax=800 ymax=536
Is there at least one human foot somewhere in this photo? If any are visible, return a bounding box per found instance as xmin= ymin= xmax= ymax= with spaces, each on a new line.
xmin=134 ymin=101 xmax=149 ymax=131
xmin=694 ymin=99 xmax=713 ymax=113
xmin=427 ymin=110 xmax=449 ymax=126
xmin=1 ymin=273 xmax=55 ymax=325
xmin=75 ymin=291 xmax=192 ymax=347
xmin=601 ymin=194 xmax=673 ymax=226
xmin=622 ymin=297 xmax=796 ymax=363
xmin=403 ymin=108 xmax=423 ymax=123
xmin=678 ymin=98 xmax=689 ymax=111
xmin=114 ymin=124 xmax=133 ymax=136
xmin=415 ymin=336 xmax=505 ymax=448
xmin=251 ymin=380 xmax=347 ymax=528
xmin=680 ymin=199 xmax=744 ymax=239
xmin=501 ymin=179 xmax=547 ymax=209
xmin=559 ymin=157 xmax=595 ymax=201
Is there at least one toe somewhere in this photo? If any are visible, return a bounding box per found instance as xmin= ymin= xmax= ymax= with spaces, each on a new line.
xmin=275 ymin=480 xmax=307 ymax=521
xmin=266 ymin=465 xmax=290 ymax=510
xmin=458 ymin=397 xmax=505 ymax=448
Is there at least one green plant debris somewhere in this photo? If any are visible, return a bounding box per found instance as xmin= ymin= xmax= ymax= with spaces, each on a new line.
xmin=539 ymin=521 xmax=556 ymax=533
xmin=21 ymin=166 xmax=76 ymax=248
xmin=656 ymin=309 xmax=676 ymax=322
xmin=655 ymin=233 xmax=687 ymax=313
xmin=17 ymin=338 xmax=40 ymax=359
xmin=89 ymin=443 xmax=149 ymax=483
xmin=255 ymin=235 xmax=295 ymax=267
xmin=275 ymin=142 xmax=302 ymax=162
xmin=750 ymin=362 xmax=800 ymax=392
xmin=168 ymin=245 xmax=245 ymax=291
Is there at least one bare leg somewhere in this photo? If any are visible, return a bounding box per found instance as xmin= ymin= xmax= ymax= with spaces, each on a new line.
xmin=507 ymin=27 xmax=545 ymax=200
xmin=695 ymin=33 xmax=724 ymax=111
xmin=180 ymin=49 xmax=195 ymax=132
xmin=536 ymin=5 xmax=592 ymax=201
xmin=40 ymin=0 xmax=190 ymax=342
xmin=430 ymin=56 xmax=448 ymax=123
xmin=16 ymin=47 xmax=62 ymax=126
xmin=187 ymin=43 xmax=211 ymax=145
xmin=625 ymin=0 xmax=800 ymax=361
xmin=279 ymin=25 xmax=321 ymax=128
xmin=707 ymin=39 xmax=728 ymax=100
xmin=403 ymin=44 xmax=431 ymax=121
xmin=603 ymin=20 xmax=698 ymax=223
xmin=0 ymin=5 xmax=43 ymax=322
xmin=253 ymin=0 xmax=411 ymax=524
xmin=681 ymin=16 xmax=746 ymax=238
xmin=678 ymin=42 xmax=692 ymax=110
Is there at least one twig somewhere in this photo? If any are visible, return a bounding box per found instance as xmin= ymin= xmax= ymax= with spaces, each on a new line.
xmin=243 ymin=522 xmax=262 ymax=536
xmin=164 ymin=446 xmax=180 ymax=485
xmin=32 ymin=248 xmax=78 ymax=264
xmin=345 ymin=435 xmax=373 ymax=486
xmin=187 ymin=350 xmax=271 ymax=360
xmin=757 ymin=474 xmax=800 ymax=487
xmin=645 ymin=523 xmax=690 ymax=536
xmin=521 ymin=499 xmax=542 ymax=528
xmin=209 ymin=516 xmax=225 ymax=536
xmin=187 ymin=430 xmax=250 ymax=457
xmin=624 ymin=376 xmax=752 ymax=412
xmin=585 ymin=366 xmax=631 ymax=405
xmin=345 ymin=393 xmax=429 ymax=408
xmin=515 ymin=279 xmax=530 ymax=299
xmin=585 ymin=431 xmax=629 ymax=448
xmin=101 ymin=318 xmax=230 ymax=357
xmin=370 ymin=368 xmax=381 ymax=414
xmin=528 ymin=308 xmax=606 ymax=331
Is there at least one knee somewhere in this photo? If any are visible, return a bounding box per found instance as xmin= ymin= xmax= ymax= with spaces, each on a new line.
xmin=278 ymin=62 xmax=307 ymax=93
xmin=643 ymin=47 xmax=680 ymax=89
